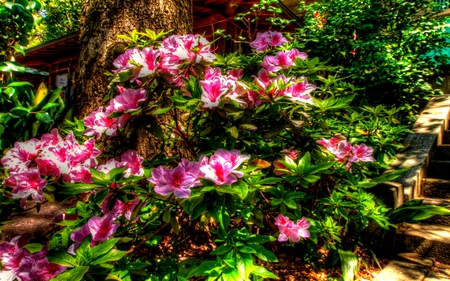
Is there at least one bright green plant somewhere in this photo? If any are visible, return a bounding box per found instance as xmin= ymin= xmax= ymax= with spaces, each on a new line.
xmin=0 ymin=1 xmax=446 ymax=280
xmin=296 ymin=0 xmax=450 ymax=111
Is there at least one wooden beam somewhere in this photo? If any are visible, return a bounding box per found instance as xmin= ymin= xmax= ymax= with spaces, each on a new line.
xmin=194 ymin=13 xmax=227 ymax=28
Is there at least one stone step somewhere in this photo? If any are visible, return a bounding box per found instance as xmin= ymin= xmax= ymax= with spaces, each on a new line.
xmin=422 ymin=178 xmax=450 ymax=199
xmin=433 ymin=144 xmax=450 ymax=160
xmin=443 ymin=130 xmax=450 ymax=144
xmin=396 ymin=223 xmax=450 ymax=264
xmin=427 ymin=160 xmax=450 ymax=180
xmin=373 ymin=252 xmax=434 ymax=281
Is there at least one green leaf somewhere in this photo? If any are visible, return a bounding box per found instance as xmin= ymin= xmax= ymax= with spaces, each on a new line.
xmin=65 ymin=266 xmax=89 ymax=281
xmin=338 ymin=249 xmax=359 ymax=281
xmin=257 ymin=178 xmax=282 ymax=185
xmin=187 ymin=260 xmax=221 ymax=278
xmin=221 ymin=268 xmax=241 ymax=281
xmin=42 ymin=102 xmax=62 ymax=111
xmin=163 ymin=210 xmax=171 ymax=223
xmin=7 ymin=81 xmax=33 ymax=87
xmin=250 ymin=265 xmax=279 ymax=279
xmin=297 ymin=152 xmax=311 ymax=174
xmin=4 ymin=61 xmax=25 ymax=73
xmin=31 ymin=87 xmax=62 ymax=112
xmin=22 ymin=243 xmax=43 ymax=254
xmin=76 ymin=238 xmax=93 ymax=265
xmin=238 ymin=245 xmax=257 ymax=254
xmin=152 ymin=106 xmax=173 ymax=115
xmin=247 ymin=244 xmax=278 ymax=262
xmin=58 ymin=183 xmax=105 ymax=195
xmin=10 ymin=106 xmax=29 ymax=117
xmin=107 ymin=167 xmax=125 ymax=181
xmin=36 ymin=112 xmax=54 ymax=123
xmin=235 ymin=181 xmax=248 ymax=200
xmin=11 ymin=45 xmax=25 ymax=56
xmin=372 ymin=167 xmax=413 ymax=183
xmin=210 ymin=245 xmax=232 ymax=255
xmin=226 ymin=126 xmax=239 ymax=139
xmin=90 ymin=249 xmax=127 ymax=265
xmin=47 ymin=252 xmax=77 ymax=267
xmin=185 ymin=77 xmax=203 ymax=99
xmin=91 ymin=238 xmax=119 ymax=259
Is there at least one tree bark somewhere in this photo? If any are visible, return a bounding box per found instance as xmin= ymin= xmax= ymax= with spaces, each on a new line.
xmin=74 ymin=0 xmax=193 ymax=159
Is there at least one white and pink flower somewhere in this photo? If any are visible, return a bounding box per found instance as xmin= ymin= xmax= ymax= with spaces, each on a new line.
xmin=274 ymin=214 xmax=311 ymax=242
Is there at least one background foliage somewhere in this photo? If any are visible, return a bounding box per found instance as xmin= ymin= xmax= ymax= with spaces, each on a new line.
xmin=296 ymin=0 xmax=450 ymax=114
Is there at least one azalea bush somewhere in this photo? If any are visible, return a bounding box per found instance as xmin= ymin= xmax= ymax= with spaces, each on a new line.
xmin=0 ymin=24 xmax=416 ymax=281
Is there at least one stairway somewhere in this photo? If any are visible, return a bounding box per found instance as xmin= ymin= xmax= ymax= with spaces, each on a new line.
xmin=395 ymin=121 xmax=450 ymax=266
xmin=374 ymin=95 xmax=450 ymax=281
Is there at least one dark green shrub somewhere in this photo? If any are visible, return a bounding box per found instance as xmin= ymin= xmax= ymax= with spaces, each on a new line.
xmin=296 ymin=0 xmax=450 ymax=112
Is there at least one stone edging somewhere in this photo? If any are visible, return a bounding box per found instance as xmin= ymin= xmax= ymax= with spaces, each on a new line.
xmin=386 ymin=94 xmax=450 ymax=206
xmin=372 ymin=94 xmax=450 ymax=281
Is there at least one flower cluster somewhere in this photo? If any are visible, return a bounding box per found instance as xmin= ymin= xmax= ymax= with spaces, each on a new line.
xmin=273 ymin=147 xmax=301 ymax=175
xmin=274 ymin=214 xmax=311 ymax=242
xmin=69 ymin=214 xmax=120 ymax=254
xmin=1 ymin=129 xmax=100 ymax=207
xmin=249 ymin=31 xmax=288 ymax=53
xmin=83 ymin=87 xmax=147 ymax=138
xmin=251 ymin=69 xmax=315 ymax=105
xmin=261 ymin=49 xmax=308 ymax=73
xmin=1 ymin=129 xmax=144 ymax=208
xmin=148 ymin=149 xmax=250 ymax=198
xmin=113 ymin=34 xmax=215 ymax=87
xmin=0 ymin=236 xmax=65 ymax=281
xmin=317 ymin=135 xmax=375 ymax=168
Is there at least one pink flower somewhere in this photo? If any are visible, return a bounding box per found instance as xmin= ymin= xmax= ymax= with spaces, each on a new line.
xmin=0 ymin=236 xmax=30 ymax=272
xmin=121 ymin=149 xmax=144 ymax=177
xmin=273 ymin=147 xmax=301 ymax=175
xmin=63 ymin=166 xmax=93 ymax=184
xmin=250 ymin=31 xmax=288 ymax=53
xmin=40 ymin=128 xmax=63 ymax=146
xmin=149 ymin=159 xmax=203 ymax=198
xmin=281 ymin=147 xmax=301 ymax=159
xmin=318 ymin=135 xmax=374 ymax=164
xmin=83 ymin=106 xmax=119 ymax=138
xmin=128 ymin=47 xmax=160 ymax=80
xmin=200 ymin=67 xmax=234 ymax=108
xmin=226 ymin=68 xmax=244 ymax=79
xmin=3 ymin=169 xmax=47 ymax=208
xmin=159 ymin=34 xmax=216 ymax=85
xmin=70 ymin=214 xmax=119 ymax=249
xmin=349 ymin=144 xmax=374 ymax=163
xmin=97 ymin=159 xmax=123 ymax=174
xmin=109 ymin=87 xmax=147 ymax=112
xmin=113 ymin=48 xmax=134 ymax=73
xmin=261 ymin=49 xmax=308 ymax=73
xmin=101 ymin=193 xmax=141 ymax=220
xmin=15 ymin=246 xmax=66 ymax=281
xmin=283 ymin=77 xmax=316 ymax=104
xmin=200 ymin=149 xmax=249 ymax=186
xmin=274 ymin=214 xmax=311 ymax=242
xmin=1 ymin=138 xmax=41 ymax=172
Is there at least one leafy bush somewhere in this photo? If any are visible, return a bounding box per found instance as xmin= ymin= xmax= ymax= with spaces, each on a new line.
xmin=296 ymin=0 xmax=450 ymax=111
xmin=1 ymin=1 xmax=448 ymax=281
xmin=0 ymin=27 xmax=415 ymax=280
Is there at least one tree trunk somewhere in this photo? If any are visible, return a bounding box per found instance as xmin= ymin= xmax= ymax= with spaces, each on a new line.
xmin=74 ymin=0 xmax=193 ymax=159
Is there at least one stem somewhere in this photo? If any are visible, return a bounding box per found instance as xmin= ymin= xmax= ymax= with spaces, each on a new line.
xmin=279 ymin=109 xmax=301 ymax=140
